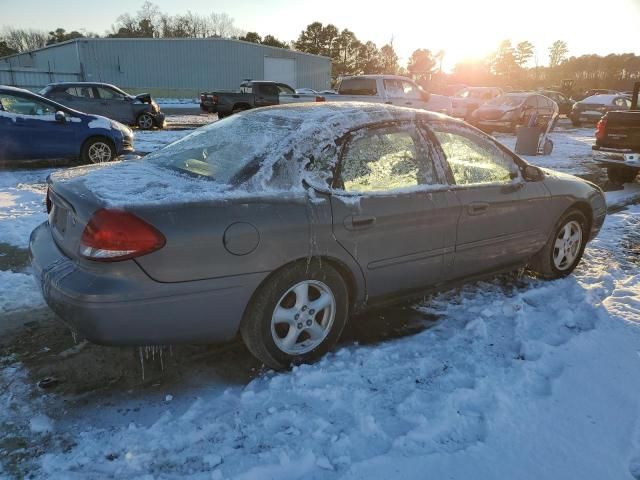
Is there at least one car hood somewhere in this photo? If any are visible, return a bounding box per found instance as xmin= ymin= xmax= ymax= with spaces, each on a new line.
xmin=474 ymin=105 xmax=515 ymax=120
xmin=132 ymin=93 xmax=152 ymax=104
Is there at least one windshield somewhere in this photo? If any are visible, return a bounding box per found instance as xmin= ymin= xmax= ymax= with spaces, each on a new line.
xmin=147 ymin=113 xmax=304 ymax=185
xmin=487 ymin=95 xmax=525 ymax=107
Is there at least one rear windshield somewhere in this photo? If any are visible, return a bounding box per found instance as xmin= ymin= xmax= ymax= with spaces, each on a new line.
xmin=487 ymin=95 xmax=526 ymax=107
xmin=147 ymin=113 xmax=304 ymax=185
xmin=338 ymin=78 xmax=378 ymax=96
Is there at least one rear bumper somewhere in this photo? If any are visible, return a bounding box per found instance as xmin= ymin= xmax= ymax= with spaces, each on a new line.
xmin=29 ymin=222 xmax=268 ymax=346
xmin=592 ymin=146 xmax=640 ymax=166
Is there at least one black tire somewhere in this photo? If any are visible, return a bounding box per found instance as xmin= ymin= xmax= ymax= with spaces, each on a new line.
xmin=607 ymin=166 xmax=638 ymax=186
xmin=80 ymin=137 xmax=115 ymax=164
xmin=571 ymin=118 xmax=581 ymax=127
xmin=528 ymin=209 xmax=589 ymax=279
xmin=136 ymin=112 xmax=154 ymax=130
xmin=217 ymin=112 xmax=227 ymax=120
xmin=240 ymin=260 xmax=349 ymax=370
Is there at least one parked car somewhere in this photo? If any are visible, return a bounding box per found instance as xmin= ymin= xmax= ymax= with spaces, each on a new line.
xmin=538 ymin=90 xmax=575 ymax=115
xmin=326 ymin=75 xmax=452 ymax=115
xmin=41 ymin=82 xmax=165 ymax=130
xmin=451 ymin=87 xmax=503 ymax=119
xmin=470 ymin=93 xmax=559 ymax=133
xmin=592 ymin=82 xmax=640 ymax=185
xmin=574 ymin=89 xmax=620 ymax=101
xmin=200 ymin=81 xmax=324 ymax=117
xmin=318 ymin=89 xmax=338 ymax=95
xmin=295 ymin=88 xmax=318 ymax=95
xmin=0 ymin=86 xmax=133 ymax=165
xmin=30 ymin=103 xmax=606 ymax=369
xmin=570 ymin=94 xmax=631 ymax=126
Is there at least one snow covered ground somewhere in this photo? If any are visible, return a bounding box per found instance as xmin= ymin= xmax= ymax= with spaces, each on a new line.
xmin=0 ymin=120 xmax=639 ymax=479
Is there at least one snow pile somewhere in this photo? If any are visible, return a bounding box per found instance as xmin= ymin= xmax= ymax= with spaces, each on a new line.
xmin=0 ymin=270 xmax=45 ymax=313
xmin=605 ymin=183 xmax=640 ymax=210
xmin=26 ymin=205 xmax=640 ymax=479
xmin=0 ymin=168 xmax=51 ymax=247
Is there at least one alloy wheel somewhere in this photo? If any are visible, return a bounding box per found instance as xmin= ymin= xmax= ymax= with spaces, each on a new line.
xmin=553 ymin=220 xmax=583 ymax=270
xmin=87 ymin=142 xmax=113 ymax=163
xmin=138 ymin=113 xmax=154 ymax=129
xmin=270 ymin=280 xmax=336 ymax=355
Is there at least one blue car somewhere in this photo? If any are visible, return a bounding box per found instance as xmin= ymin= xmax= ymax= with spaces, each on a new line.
xmin=0 ymin=86 xmax=134 ymax=165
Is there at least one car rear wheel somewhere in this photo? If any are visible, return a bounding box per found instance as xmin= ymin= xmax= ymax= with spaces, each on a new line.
xmin=607 ymin=166 xmax=638 ymax=186
xmin=528 ymin=209 xmax=588 ymax=279
xmin=571 ymin=118 xmax=581 ymax=127
xmin=81 ymin=138 xmax=115 ymax=164
xmin=240 ymin=260 xmax=349 ymax=370
xmin=136 ymin=112 xmax=154 ymax=130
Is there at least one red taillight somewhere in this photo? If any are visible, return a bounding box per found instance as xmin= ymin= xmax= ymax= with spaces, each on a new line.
xmin=595 ymin=117 xmax=607 ymax=141
xmin=315 ymin=96 xmax=326 ymax=102
xmin=79 ymin=209 xmax=165 ymax=262
xmin=45 ymin=187 xmax=52 ymax=213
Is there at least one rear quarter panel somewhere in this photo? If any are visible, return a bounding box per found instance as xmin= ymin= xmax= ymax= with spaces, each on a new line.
xmin=132 ymin=192 xmax=366 ymax=303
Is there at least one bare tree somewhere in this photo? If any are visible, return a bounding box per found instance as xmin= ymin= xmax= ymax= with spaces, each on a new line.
xmin=1 ymin=27 xmax=48 ymax=52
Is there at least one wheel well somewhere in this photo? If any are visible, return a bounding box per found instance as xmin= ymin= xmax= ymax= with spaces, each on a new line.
xmin=240 ymin=256 xmax=360 ymax=327
xmin=568 ymin=201 xmax=593 ymax=235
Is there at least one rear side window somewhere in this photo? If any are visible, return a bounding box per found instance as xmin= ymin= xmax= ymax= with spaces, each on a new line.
xmin=65 ymin=87 xmax=96 ymax=98
xmin=259 ymin=84 xmax=280 ymax=96
xmin=614 ymin=97 xmax=631 ymax=108
xmin=430 ymin=123 xmax=519 ymax=186
xmin=339 ymin=78 xmax=378 ymax=96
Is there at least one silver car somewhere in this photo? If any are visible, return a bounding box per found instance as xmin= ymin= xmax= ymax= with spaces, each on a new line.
xmin=41 ymin=82 xmax=166 ymax=130
xmin=30 ymin=103 xmax=606 ymax=369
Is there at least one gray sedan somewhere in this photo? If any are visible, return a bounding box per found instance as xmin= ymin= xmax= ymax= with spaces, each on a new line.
xmin=30 ymin=103 xmax=606 ymax=369
xmin=41 ymin=82 xmax=166 ymax=130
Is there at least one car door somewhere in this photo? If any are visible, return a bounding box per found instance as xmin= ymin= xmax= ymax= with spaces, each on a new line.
xmin=60 ymin=85 xmax=102 ymax=116
xmin=0 ymin=92 xmax=81 ymax=159
xmin=95 ymin=86 xmax=133 ymax=123
xmin=384 ymin=79 xmax=414 ymax=108
xmin=254 ymin=84 xmax=280 ymax=107
xmin=428 ymin=121 xmax=550 ymax=280
xmin=329 ymin=121 xmax=460 ymax=300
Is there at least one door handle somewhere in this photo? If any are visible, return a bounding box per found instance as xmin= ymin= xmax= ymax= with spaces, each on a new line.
xmin=467 ymin=202 xmax=489 ymax=215
xmin=344 ymin=215 xmax=377 ymax=230
xmin=405 ymin=102 xmax=413 ymax=105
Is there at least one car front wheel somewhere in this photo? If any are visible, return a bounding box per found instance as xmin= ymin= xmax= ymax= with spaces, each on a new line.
xmin=528 ymin=209 xmax=588 ymax=279
xmin=137 ymin=112 xmax=154 ymax=130
xmin=240 ymin=260 xmax=349 ymax=370
xmin=81 ymin=138 xmax=115 ymax=164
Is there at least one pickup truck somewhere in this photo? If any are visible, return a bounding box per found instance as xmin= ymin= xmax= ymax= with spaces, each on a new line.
xmin=324 ymin=75 xmax=453 ymax=115
xmin=200 ymin=81 xmax=324 ymax=118
xmin=591 ymin=81 xmax=640 ymax=185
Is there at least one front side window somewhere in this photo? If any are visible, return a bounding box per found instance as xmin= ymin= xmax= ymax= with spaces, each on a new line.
xmin=431 ymin=124 xmax=519 ymax=186
xmin=401 ymin=81 xmax=421 ymax=100
xmin=337 ymin=124 xmax=438 ymax=193
xmin=276 ymin=84 xmax=295 ymax=94
xmin=614 ymin=97 xmax=631 ymax=108
xmin=97 ymin=87 xmax=126 ymax=100
xmin=0 ymin=94 xmax=56 ymax=116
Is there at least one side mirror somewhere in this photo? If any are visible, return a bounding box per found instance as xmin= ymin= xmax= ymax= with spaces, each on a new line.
xmin=54 ymin=111 xmax=66 ymax=123
xmin=523 ymin=165 xmax=544 ymax=181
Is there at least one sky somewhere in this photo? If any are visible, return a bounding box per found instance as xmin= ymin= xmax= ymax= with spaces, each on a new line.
xmin=2 ymin=0 xmax=639 ymax=70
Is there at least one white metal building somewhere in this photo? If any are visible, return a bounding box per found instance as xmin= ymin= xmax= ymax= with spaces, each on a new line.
xmin=0 ymin=38 xmax=331 ymax=97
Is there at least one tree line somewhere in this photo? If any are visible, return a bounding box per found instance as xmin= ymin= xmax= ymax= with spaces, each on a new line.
xmin=1 ymin=1 xmax=638 ymax=92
